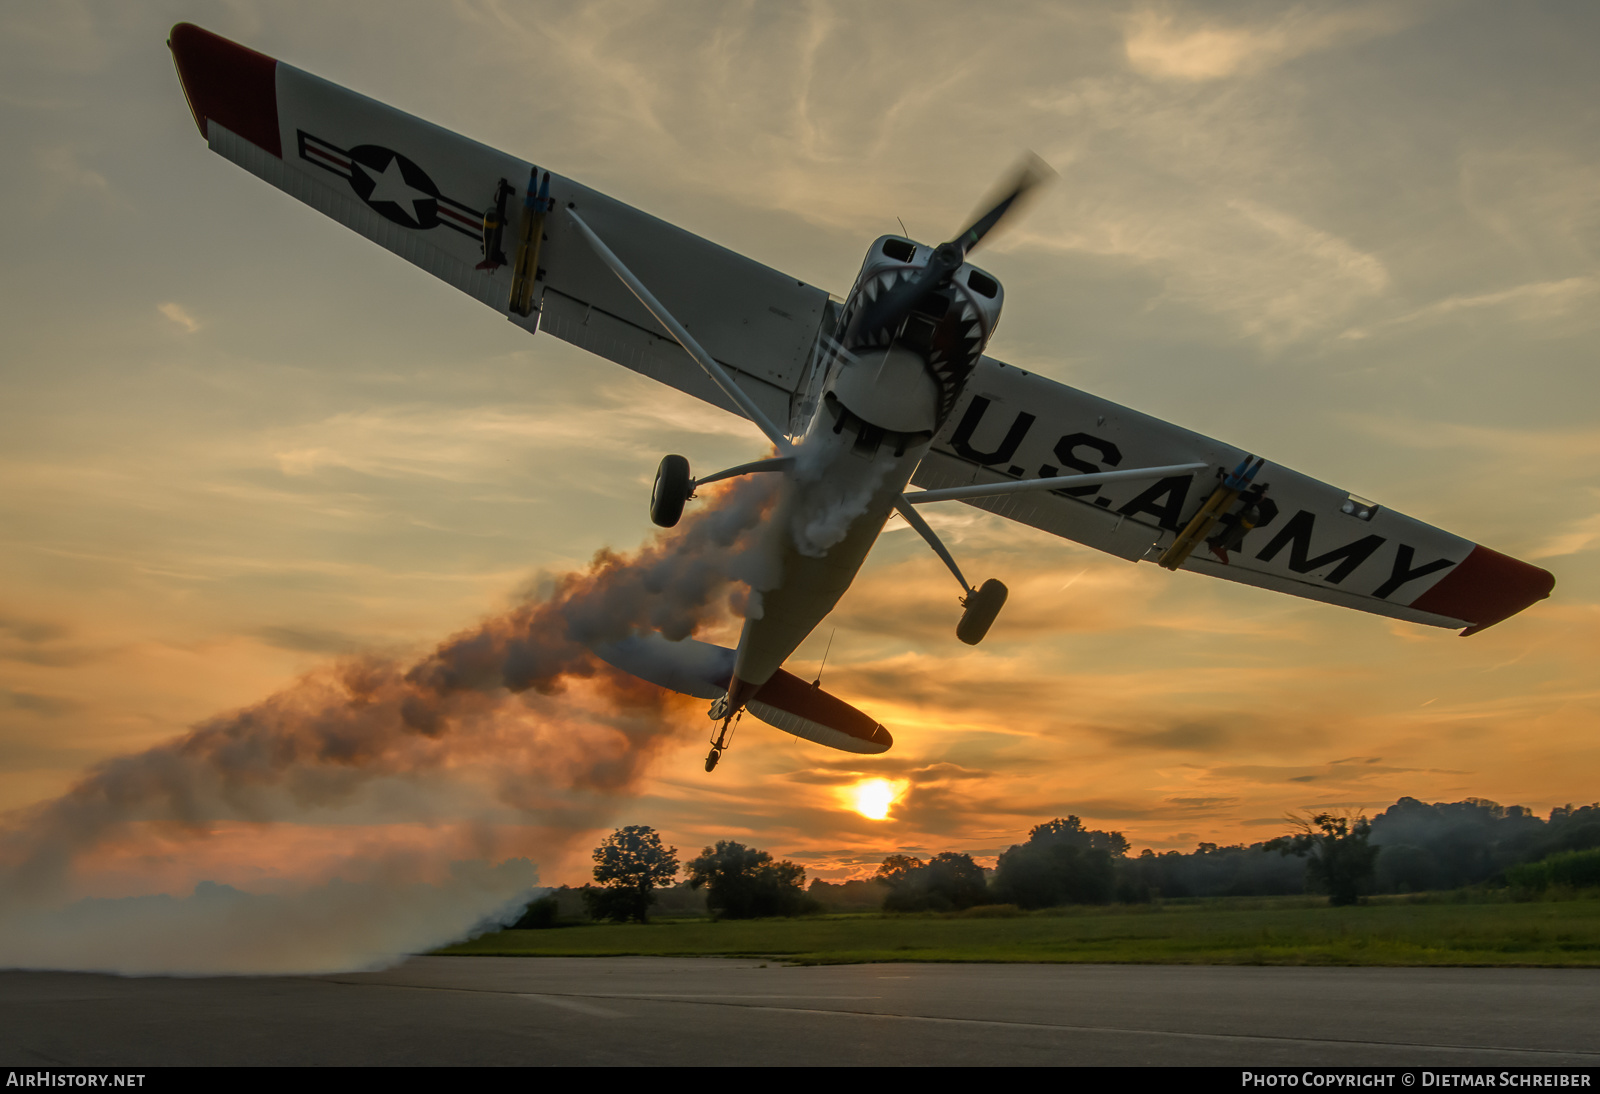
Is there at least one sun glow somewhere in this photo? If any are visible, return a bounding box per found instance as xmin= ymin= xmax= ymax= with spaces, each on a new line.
xmin=845 ymin=778 xmax=908 ymax=820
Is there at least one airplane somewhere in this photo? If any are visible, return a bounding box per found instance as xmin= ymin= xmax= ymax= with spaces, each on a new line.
xmin=168 ymin=24 xmax=1555 ymax=773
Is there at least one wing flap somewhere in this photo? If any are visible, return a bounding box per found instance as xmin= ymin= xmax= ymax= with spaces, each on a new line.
xmin=914 ymin=357 xmax=1553 ymax=633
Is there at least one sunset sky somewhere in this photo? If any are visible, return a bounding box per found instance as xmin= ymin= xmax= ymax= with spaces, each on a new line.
xmin=3 ymin=0 xmax=1598 ymax=899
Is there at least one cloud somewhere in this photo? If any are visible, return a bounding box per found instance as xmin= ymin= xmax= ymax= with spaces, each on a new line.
xmin=158 ymin=302 xmax=200 ymax=333
xmin=1531 ymin=510 xmax=1600 ymax=560
xmin=0 ymin=615 xmax=102 ymax=668
xmin=1342 ymin=277 xmax=1600 ymax=341
xmin=783 ymin=759 xmax=991 ymax=786
xmin=36 ymin=146 xmax=108 ymax=191
xmin=253 ymin=625 xmax=364 ymax=655
xmin=1163 ymin=796 xmax=1239 ymax=809
xmin=1112 ymin=720 xmax=1235 ymax=752
xmin=1123 ymin=4 xmax=1419 ymax=82
xmin=1209 ymin=760 xmax=1429 ymax=787
xmin=0 ymin=688 xmax=80 ymax=716
xmin=1021 ymin=167 xmax=1394 ymax=346
xmin=1347 ymin=415 xmax=1600 ymax=489
xmin=266 ymin=394 xmax=754 ymax=485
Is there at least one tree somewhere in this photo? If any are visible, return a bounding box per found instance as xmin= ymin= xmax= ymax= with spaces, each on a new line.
xmin=584 ymin=825 xmax=679 ymax=923
xmin=990 ymin=817 xmax=1125 ymax=908
xmin=992 ymin=841 xmax=1115 ymax=908
xmin=1269 ymin=812 xmax=1378 ymax=906
xmin=687 ymin=840 xmax=813 ymax=918
xmin=877 ymin=852 xmax=990 ymax=912
xmin=1029 ymin=816 xmax=1131 ymax=857
xmin=874 ymin=854 xmax=925 ymax=890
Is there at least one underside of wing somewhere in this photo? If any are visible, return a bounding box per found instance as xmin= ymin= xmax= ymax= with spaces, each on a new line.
xmin=168 ymin=23 xmax=831 ymax=432
xmin=912 ymin=357 xmax=1554 ymax=635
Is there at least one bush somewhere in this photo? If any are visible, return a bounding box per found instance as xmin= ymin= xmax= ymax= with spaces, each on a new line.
xmin=510 ymin=894 xmax=560 ymax=929
xmin=1507 ymin=848 xmax=1600 ymax=893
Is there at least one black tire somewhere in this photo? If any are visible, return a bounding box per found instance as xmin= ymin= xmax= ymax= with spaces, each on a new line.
xmin=650 ymin=455 xmax=691 ymax=527
xmin=704 ymin=747 xmax=721 ymax=773
xmin=956 ymin=579 xmax=1008 ymax=645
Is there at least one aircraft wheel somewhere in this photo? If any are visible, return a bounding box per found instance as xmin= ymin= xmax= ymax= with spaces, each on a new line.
xmin=649 ymin=455 xmax=691 ymax=527
xmin=956 ymin=579 xmax=1008 ymax=646
xmin=704 ymin=747 xmax=721 ymax=773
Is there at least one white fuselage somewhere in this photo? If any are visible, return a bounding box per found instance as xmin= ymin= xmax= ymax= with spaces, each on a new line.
xmin=726 ymin=236 xmax=1004 ymax=704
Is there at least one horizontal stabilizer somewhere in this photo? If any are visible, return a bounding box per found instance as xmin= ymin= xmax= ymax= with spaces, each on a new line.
xmin=592 ymin=634 xmax=892 ymax=755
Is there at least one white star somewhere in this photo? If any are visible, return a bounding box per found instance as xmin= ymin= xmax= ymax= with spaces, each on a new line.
xmin=364 ymin=156 xmax=430 ymax=224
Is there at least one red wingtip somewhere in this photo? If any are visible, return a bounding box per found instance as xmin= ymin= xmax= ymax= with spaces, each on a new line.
xmin=169 ymin=23 xmax=281 ymax=158
xmin=1408 ymin=544 xmax=1555 ymax=636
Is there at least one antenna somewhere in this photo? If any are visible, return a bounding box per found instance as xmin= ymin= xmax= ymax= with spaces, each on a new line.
xmin=896 ymin=216 xmax=909 ymax=237
xmin=812 ymin=629 xmax=836 ymax=688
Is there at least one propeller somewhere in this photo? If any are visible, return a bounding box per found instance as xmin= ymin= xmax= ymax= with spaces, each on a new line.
xmin=846 ymin=153 xmax=1054 ymax=346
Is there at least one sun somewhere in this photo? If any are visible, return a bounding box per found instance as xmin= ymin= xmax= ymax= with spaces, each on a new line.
xmin=845 ymin=778 xmax=908 ymax=820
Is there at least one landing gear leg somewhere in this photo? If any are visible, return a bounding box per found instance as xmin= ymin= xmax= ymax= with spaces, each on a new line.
xmin=703 ymin=706 xmax=738 ymax=774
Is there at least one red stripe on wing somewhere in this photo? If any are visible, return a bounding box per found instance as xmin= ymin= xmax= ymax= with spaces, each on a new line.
xmin=169 ymin=23 xmax=282 ymax=158
xmin=1409 ymin=544 xmax=1555 ymax=636
xmin=305 ymin=145 xmax=351 ymax=171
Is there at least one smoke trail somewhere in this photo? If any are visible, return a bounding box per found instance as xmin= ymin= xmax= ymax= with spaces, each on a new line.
xmin=779 ymin=430 xmax=888 ymax=558
xmin=0 ymin=474 xmax=776 ymax=974
xmin=1 ymin=861 xmax=539 ymax=977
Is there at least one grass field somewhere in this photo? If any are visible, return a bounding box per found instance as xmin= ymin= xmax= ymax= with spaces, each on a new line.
xmin=437 ymin=895 xmax=1600 ymax=966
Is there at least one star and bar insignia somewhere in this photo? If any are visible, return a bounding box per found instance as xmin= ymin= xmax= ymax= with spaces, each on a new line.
xmin=297 ymin=130 xmax=481 ymax=239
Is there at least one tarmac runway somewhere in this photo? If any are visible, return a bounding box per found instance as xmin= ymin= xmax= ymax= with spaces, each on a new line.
xmin=2 ymin=957 xmax=1597 ymax=1067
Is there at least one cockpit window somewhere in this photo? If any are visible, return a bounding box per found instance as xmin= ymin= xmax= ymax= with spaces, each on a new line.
xmin=967 ymin=270 xmax=998 ymax=298
xmin=881 ymin=238 xmax=916 ymax=262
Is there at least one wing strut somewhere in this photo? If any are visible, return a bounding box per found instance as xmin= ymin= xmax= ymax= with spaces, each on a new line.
xmin=903 ymin=462 xmax=1207 ymax=505
xmin=692 ymin=456 xmax=795 ymax=491
xmin=566 ymin=210 xmax=793 ymax=453
xmin=894 ymin=495 xmax=974 ymax=595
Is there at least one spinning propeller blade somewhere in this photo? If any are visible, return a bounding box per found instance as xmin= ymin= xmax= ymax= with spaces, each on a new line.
xmin=952 ymin=151 xmax=1054 ymax=256
xmin=847 ymin=153 xmax=1053 ymax=346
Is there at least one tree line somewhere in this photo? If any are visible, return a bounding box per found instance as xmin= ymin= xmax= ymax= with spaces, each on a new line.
xmin=513 ymin=796 xmax=1600 ymax=925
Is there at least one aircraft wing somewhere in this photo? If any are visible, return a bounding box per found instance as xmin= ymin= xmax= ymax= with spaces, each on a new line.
xmin=168 ymin=24 xmax=831 ymax=432
xmin=911 ymin=356 xmax=1554 ymax=635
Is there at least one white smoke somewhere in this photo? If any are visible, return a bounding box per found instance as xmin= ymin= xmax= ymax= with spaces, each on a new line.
xmin=0 ymin=861 xmax=538 ymax=977
xmin=0 ymin=474 xmax=777 ymax=975
xmin=786 ymin=434 xmax=895 ymax=559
